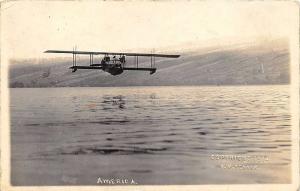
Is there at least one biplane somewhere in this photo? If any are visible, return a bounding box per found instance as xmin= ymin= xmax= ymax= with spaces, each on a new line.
xmin=44 ymin=49 xmax=180 ymax=75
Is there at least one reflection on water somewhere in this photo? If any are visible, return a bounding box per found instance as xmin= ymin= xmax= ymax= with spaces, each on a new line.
xmin=10 ymin=86 xmax=291 ymax=185
xmin=102 ymin=95 xmax=126 ymax=110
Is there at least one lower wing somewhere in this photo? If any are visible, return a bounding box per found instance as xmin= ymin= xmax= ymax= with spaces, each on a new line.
xmin=69 ymin=66 xmax=103 ymax=72
xmin=123 ymin=67 xmax=156 ymax=74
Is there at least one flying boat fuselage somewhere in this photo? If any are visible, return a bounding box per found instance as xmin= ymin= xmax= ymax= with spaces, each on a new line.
xmin=102 ymin=63 xmax=124 ymax=75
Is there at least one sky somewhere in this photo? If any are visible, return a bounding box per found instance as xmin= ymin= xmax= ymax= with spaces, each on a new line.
xmin=1 ymin=1 xmax=298 ymax=60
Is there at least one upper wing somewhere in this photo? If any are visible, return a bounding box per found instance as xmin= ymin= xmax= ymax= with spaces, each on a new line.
xmin=44 ymin=50 xmax=180 ymax=58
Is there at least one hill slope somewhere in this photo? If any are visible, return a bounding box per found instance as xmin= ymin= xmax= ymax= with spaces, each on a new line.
xmin=9 ymin=41 xmax=289 ymax=87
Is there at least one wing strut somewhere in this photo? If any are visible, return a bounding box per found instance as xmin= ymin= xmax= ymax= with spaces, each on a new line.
xmin=150 ymin=55 xmax=155 ymax=68
xmin=72 ymin=47 xmax=79 ymax=72
xmin=136 ymin=56 xmax=139 ymax=68
xmin=89 ymin=54 xmax=94 ymax=66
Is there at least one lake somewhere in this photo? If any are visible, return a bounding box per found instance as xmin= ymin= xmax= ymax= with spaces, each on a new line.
xmin=10 ymin=86 xmax=291 ymax=185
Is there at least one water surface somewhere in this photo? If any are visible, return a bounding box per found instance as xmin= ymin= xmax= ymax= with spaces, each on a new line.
xmin=10 ymin=86 xmax=291 ymax=185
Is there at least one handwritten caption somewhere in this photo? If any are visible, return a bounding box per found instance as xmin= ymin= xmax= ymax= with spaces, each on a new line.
xmin=210 ymin=154 xmax=269 ymax=171
xmin=97 ymin=177 xmax=138 ymax=185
